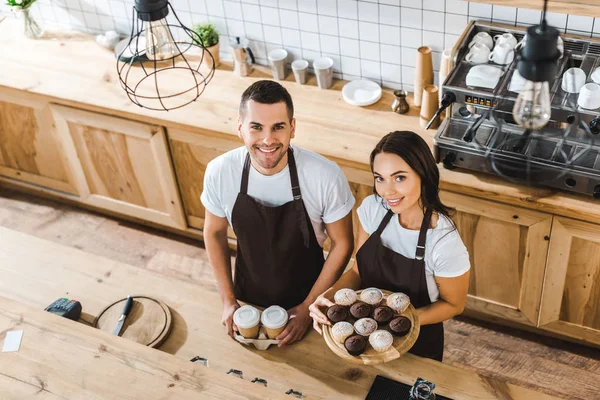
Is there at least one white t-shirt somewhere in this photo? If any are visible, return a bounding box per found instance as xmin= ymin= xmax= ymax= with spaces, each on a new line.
xmin=357 ymin=195 xmax=470 ymax=303
xmin=200 ymin=145 xmax=355 ymax=246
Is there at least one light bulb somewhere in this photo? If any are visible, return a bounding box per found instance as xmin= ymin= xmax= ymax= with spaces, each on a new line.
xmin=512 ymin=80 xmax=551 ymax=130
xmin=145 ymin=19 xmax=177 ymax=60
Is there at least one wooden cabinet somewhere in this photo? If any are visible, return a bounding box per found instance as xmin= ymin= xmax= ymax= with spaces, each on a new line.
xmin=49 ymin=105 xmax=186 ymax=229
xmin=467 ymin=0 xmax=600 ymax=18
xmin=0 ymin=92 xmax=79 ymax=195
xmin=441 ymin=191 xmax=553 ymax=326
xmin=168 ymin=127 xmax=239 ymax=231
xmin=539 ymin=216 xmax=600 ymax=346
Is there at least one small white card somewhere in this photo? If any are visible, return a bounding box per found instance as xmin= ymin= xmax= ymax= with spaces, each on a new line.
xmin=2 ymin=330 xmax=24 ymax=352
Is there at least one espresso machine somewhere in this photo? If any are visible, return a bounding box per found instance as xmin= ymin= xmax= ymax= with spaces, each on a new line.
xmin=433 ymin=21 xmax=600 ymax=198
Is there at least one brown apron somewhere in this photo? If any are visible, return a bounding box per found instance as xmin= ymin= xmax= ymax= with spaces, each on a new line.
xmin=231 ymin=149 xmax=325 ymax=310
xmin=356 ymin=208 xmax=444 ymax=361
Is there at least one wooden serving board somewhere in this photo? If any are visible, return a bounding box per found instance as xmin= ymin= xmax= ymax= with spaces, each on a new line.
xmin=322 ymin=289 xmax=420 ymax=365
xmin=94 ymin=295 xmax=172 ymax=348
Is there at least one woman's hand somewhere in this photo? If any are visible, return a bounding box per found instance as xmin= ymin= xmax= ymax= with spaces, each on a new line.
xmin=308 ymin=295 xmax=335 ymax=334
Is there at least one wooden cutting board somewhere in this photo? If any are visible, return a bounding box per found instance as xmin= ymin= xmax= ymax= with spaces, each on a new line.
xmin=322 ymin=289 xmax=420 ymax=365
xmin=94 ymin=296 xmax=172 ymax=348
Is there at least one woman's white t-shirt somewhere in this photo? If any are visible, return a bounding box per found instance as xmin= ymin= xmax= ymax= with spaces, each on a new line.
xmin=357 ymin=195 xmax=470 ymax=303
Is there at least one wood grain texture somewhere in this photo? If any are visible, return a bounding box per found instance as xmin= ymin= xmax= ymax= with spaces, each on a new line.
xmin=0 ymin=226 xmax=559 ymax=400
xmin=2 ymin=189 xmax=600 ymax=399
xmin=442 ymin=191 xmax=552 ymax=326
xmin=466 ymin=0 xmax=600 ymax=18
xmin=0 ymin=18 xmax=598 ymax=224
xmin=0 ymin=296 xmax=287 ymax=400
xmin=541 ymin=217 xmax=600 ymax=345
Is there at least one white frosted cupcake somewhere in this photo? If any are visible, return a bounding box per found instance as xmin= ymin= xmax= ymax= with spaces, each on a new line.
xmin=331 ymin=321 xmax=354 ymax=344
xmin=360 ymin=288 xmax=383 ymax=306
xmin=334 ymin=288 xmax=357 ymax=306
xmin=354 ymin=318 xmax=378 ymax=336
xmin=369 ymin=330 xmax=394 ymax=353
xmin=386 ymin=292 xmax=410 ymax=313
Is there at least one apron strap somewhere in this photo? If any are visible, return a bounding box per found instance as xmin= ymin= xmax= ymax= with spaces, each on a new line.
xmin=415 ymin=208 xmax=433 ymax=261
xmin=288 ymin=148 xmax=311 ymax=248
xmin=240 ymin=153 xmax=252 ymax=194
xmin=374 ymin=209 xmax=395 ymax=237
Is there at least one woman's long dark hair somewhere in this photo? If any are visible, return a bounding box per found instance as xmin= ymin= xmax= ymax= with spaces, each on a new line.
xmin=370 ymin=131 xmax=456 ymax=229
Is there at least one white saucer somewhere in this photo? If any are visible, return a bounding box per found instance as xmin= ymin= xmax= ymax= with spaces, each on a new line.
xmin=342 ymin=80 xmax=382 ymax=107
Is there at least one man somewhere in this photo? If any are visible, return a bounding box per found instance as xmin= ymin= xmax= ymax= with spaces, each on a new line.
xmin=201 ymin=80 xmax=355 ymax=347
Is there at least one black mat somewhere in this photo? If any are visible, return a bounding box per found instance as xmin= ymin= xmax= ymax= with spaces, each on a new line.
xmin=365 ymin=375 xmax=452 ymax=400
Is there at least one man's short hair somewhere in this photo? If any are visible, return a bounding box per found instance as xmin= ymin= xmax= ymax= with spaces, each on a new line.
xmin=239 ymin=80 xmax=294 ymax=122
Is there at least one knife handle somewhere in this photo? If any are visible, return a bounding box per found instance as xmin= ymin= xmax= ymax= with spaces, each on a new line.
xmin=123 ymin=296 xmax=133 ymax=316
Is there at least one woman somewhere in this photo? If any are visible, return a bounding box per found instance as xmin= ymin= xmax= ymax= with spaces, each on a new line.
xmin=309 ymin=131 xmax=470 ymax=361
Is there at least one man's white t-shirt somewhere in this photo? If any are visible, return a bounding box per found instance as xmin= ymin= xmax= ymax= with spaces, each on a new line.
xmin=200 ymin=145 xmax=355 ymax=246
xmin=357 ymin=195 xmax=470 ymax=303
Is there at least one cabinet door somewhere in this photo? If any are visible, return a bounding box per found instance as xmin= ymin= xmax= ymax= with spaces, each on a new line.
xmin=441 ymin=191 xmax=552 ymax=326
xmin=168 ymin=127 xmax=239 ymax=232
xmin=0 ymin=92 xmax=78 ymax=194
xmin=50 ymin=105 xmax=186 ymax=229
xmin=539 ymin=217 xmax=600 ymax=346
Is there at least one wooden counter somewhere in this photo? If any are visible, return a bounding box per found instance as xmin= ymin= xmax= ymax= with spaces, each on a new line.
xmin=0 ymin=226 xmax=560 ymax=400
xmin=0 ymin=18 xmax=597 ymax=224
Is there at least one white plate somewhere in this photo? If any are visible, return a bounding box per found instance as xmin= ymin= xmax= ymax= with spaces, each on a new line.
xmin=342 ymin=80 xmax=382 ymax=107
xmin=466 ymin=65 xmax=504 ymax=89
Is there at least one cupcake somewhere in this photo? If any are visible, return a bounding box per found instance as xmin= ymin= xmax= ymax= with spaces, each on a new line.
xmin=372 ymin=306 xmax=394 ymax=326
xmin=386 ymin=292 xmax=410 ymax=313
xmin=331 ymin=321 xmax=354 ymax=344
xmin=354 ymin=318 xmax=378 ymax=336
xmin=369 ymin=330 xmax=394 ymax=353
xmin=360 ymin=288 xmax=383 ymax=306
xmin=334 ymin=288 xmax=357 ymax=306
xmin=326 ymin=304 xmax=349 ymax=323
xmin=389 ymin=316 xmax=412 ymax=337
xmin=350 ymin=301 xmax=372 ymax=319
xmin=344 ymin=334 xmax=367 ymax=356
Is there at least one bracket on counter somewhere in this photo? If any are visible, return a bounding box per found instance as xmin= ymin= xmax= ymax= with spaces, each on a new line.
xmin=285 ymin=389 xmax=304 ymax=398
xmin=251 ymin=377 xmax=268 ymax=387
xmin=189 ymin=356 xmax=209 ymax=367
xmin=226 ymin=369 xmax=244 ymax=379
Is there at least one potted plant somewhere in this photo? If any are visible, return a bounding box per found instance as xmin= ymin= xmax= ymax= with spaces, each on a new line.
xmin=7 ymin=0 xmax=42 ymax=39
xmin=194 ymin=23 xmax=220 ymax=68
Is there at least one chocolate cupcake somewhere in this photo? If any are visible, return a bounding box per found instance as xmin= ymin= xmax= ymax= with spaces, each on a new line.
xmin=326 ymin=304 xmax=349 ymax=323
xmin=344 ymin=334 xmax=367 ymax=356
xmin=350 ymin=301 xmax=372 ymax=319
xmin=389 ymin=316 xmax=412 ymax=337
xmin=372 ymin=306 xmax=394 ymax=326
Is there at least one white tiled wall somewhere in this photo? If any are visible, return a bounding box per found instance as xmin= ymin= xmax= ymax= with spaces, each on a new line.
xmin=2 ymin=0 xmax=598 ymax=91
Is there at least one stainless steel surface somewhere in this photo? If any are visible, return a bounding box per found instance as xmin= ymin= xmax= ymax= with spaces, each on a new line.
xmin=435 ymin=21 xmax=600 ymax=198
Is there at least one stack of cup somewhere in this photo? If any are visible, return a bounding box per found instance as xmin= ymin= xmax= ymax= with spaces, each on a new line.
xmin=292 ymin=59 xmax=309 ymax=84
xmin=313 ymin=57 xmax=334 ymax=89
xmin=233 ymin=305 xmax=261 ymax=339
xmin=261 ymin=305 xmax=289 ymax=339
xmin=268 ymin=49 xmax=289 ymax=80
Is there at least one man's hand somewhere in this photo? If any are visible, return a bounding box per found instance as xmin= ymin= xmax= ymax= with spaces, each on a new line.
xmin=222 ymin=300 xmax=240 ymax=338
xmin=276 ymin=303 xmax=312 ymax=347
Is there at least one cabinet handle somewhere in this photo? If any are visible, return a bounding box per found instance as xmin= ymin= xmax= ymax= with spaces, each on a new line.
xmin=251 ymin=378 xmax=268 ymax=387
xmin=189 ymin=356 xmax=209 ymax=367
xmin=285 ymin=389 xmax=304 ymax=398
xmin=226 ymin=369 xmax=244 ymax=379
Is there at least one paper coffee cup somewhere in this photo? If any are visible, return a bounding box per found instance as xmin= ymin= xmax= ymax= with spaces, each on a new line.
xmin=261 ymin=305 xmax=288 ymax=339
xmin=233 ymin=305 xmax=261 ymax=339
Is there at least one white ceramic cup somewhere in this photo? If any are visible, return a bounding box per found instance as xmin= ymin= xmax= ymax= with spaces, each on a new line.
xmin=562 ymin=68 xmax=587 ymax=93
xmin=313 ymin=57 xmax=334 ymax=89
xmin=578 ymin=83 xmax=600 ymax=110
xmin=465 ymin=43 xmax=491 ymax=64
xmin=494 ymin=33 xmax=518 ymax=50
xmin=488 ymin=42 xmax=514 ymax=65
xmin=268 ymin=48 xmax=288 ymax=80
xmin=469 ymin=31 xmax=494 ymax=50
xmin=515 ymin=35 xmax=564 ymax=58
xmin=591 ymin=67 xmax=600 ymax=84
xmin=291 ymin=59 xmax=308 ymax=84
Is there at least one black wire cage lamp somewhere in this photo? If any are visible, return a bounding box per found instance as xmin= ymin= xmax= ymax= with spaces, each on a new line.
xmin=116 ymin=0 xmax=215 ymax=111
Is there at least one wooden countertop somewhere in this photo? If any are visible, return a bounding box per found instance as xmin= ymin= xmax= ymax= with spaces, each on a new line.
xmin=0 ymin=226 xmax=560 ymax=400
xmin=0 ymin=17 xmax=598 ymax=223
xmin=0 ymin=296 xmax=286 ymax=400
